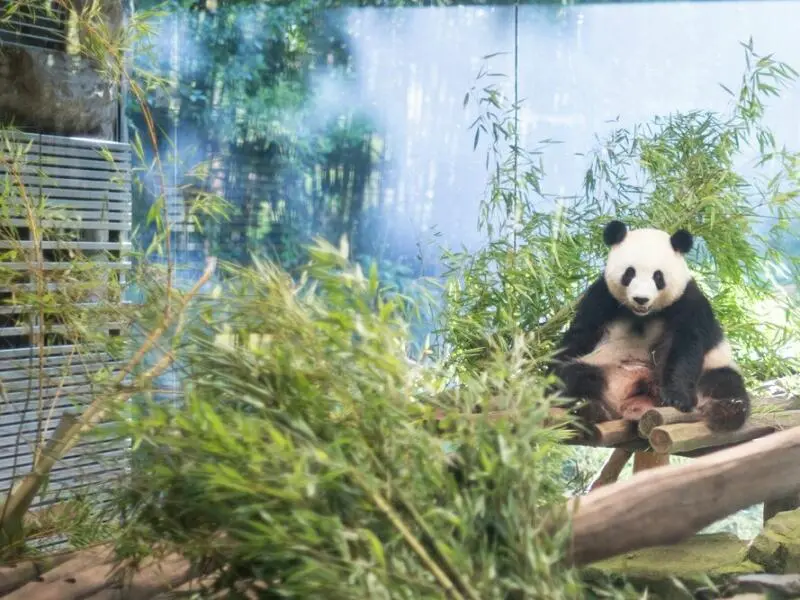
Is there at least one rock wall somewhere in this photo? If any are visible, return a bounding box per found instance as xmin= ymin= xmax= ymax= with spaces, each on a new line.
xmin=0 ymin=0 xmax=128 ymax=139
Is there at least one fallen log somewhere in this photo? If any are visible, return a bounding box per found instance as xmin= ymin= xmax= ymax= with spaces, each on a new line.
xmin=150 ymin=573 xmax=220 ymax=600
xmin=2 ymin=559 xmax=122 ymax=600
xmin=566 ymin=424 xmax=800 ymax=566
xmin=34 ymin=544 xmax=115 ymax=583
xmin=82 ymin=553 xmax=194 ymax=600
xmin=0 ymin=548 xmax=81 ymax=595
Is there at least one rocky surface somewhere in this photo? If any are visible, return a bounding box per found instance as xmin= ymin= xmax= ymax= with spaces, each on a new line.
xmin=0 ymin=0 xmax=127 ymax=139
xmin=584 ymin=533 xmax=762 ymax=598
xmin=747 ymin=509 xmax=800 ymax=574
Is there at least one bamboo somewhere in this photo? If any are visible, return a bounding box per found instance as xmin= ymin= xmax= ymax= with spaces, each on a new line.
xmin=0 ymin=258 xmax=218 ymax=545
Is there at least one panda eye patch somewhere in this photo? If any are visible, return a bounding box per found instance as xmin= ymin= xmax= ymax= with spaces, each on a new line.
xmin=621 ymin=267 xmax=636 ymax=286
xmin=653 ymin=270 xmax=665 ymax=290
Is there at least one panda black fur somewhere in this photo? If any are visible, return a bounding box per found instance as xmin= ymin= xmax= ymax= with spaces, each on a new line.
xmin=547 ymin=220 xmax=751 ymax=432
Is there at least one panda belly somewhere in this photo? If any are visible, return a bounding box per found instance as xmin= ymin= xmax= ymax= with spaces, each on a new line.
xmin=579 ymin=318 xmax=665 ymax=368
xmin=567 ymin=318 xmax=665 ymax=420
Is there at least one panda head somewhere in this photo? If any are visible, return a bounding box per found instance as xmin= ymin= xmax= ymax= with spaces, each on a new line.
xmin=602 ymin=220 xmax=693 ymax=316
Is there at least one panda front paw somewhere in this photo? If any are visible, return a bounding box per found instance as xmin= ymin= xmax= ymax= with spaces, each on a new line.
xmin=659 ymin=385 xmax=696 ymax=413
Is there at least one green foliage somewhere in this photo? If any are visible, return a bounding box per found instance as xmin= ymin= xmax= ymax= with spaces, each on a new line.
xmin=111 ymin=239 xmax=590 ymax=599
xmin=441 ymin=41 xmax=800 ymax=386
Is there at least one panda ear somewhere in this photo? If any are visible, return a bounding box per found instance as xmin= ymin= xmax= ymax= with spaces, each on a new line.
xmin=670 ymin=229 xmax=693 ymax=254
xmin=603 ymin=220 xmax=627 ymax=247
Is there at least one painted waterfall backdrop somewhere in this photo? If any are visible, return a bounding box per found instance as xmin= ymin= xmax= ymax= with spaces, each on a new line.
xmin=132 ymin=0 xmax=800 ymax=266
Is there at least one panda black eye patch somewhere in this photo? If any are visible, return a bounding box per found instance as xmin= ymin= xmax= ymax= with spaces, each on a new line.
xmin=621 ymin=267 xmax=636 ymax=286
xmin=653 ymin=270 xmax=665 ymax=290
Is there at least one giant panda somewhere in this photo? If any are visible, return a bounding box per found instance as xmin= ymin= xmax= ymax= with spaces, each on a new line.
xmin=547 ymin=220 xmax=751 ymax=432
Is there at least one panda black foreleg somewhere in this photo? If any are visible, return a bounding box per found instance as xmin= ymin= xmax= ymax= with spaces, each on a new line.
xmin=547 ymin=277 xmax=621 ymax=372
xmin=659 ymin=333 xmax=705 ymax=413
xmin=697 ymin=367 xmax=751 ymax=432
xmin=555 ymin=361 xmax=607 ymax=401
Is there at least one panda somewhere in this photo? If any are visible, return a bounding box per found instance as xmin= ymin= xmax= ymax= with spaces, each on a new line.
xmin=547 ymin=220 xmax=751 ymax=432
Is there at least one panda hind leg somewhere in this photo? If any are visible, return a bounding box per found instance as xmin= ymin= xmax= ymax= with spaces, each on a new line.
xmin=697 ymin=367 xmax=751 ymax=432
xmin=550 ymin=361 xmax=614 ymax=424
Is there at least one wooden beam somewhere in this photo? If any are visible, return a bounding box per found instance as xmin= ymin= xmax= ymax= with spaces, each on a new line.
xmin=566 ymin=425 xmax=800 ymax=566
xmin=588 ymin=448 xmax=633 ymax=491
xmin=632 ymin=451 xmax=670 ymax=473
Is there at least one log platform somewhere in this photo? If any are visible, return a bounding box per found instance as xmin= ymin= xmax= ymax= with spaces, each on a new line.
xmin=445 ymin=376 xmax=800 ymax=521
xmin=564 ymin=375 xmax=800 ymax=522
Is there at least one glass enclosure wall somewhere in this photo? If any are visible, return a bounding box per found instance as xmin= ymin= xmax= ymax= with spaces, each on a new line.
xmin=130 ymin=0 xmax=800 ymax=287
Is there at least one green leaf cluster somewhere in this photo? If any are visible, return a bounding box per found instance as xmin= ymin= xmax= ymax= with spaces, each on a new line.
xmin=440 ymin=40 xmax=800 ymax=385
xmin=111 ymin=239 xmax=591 ymax=598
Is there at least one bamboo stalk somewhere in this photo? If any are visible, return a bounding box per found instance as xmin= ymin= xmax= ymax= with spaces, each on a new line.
xmin=638 ymin=407 xmax=702 ymax=438
xmin=0 ymin=258 xmax=217 ymax=545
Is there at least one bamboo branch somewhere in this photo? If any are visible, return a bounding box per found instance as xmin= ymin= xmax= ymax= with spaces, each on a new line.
xmin=566 ymin=424 xmax=800 ymax=566
xmin=0 ymin=258 xmax=217 ymax=542
xmin=365 ymin=485 xmax=467 ymax=600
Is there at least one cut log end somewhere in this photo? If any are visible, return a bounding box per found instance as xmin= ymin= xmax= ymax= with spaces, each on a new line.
xmin=638 ymin=407 xmax=702 ymax=438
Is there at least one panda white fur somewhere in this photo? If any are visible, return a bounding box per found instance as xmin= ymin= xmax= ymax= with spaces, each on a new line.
xmin=547 ymin=220 xmax=751 ymax=432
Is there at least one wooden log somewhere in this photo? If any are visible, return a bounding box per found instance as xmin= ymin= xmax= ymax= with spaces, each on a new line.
xmin=0 ymin=549 xmax=79 ymax=595
xmin=588 ymin=448 xmax=633 ymax=491
xmin=34 ymin=544 xmax=115 ymax=583
xmin=2 ymin=559 xmax=120 ymax=600
xmin=648 ymin=421 xmax=774 ymax=454
xmin=632 ymin=451 xmax=670 ymax=473
xmin=82 ymin=553 xmax=193 ymax=600
xmin=150 ymin=573 xmax=219 ymax=600
xmin=638 ymin=407 xmax=702 ymax=438
xmin=648 ymin=411 xmax=800 ymax=455
xmin=591 ymin=420 xmax=638 ymax=446
xmin=566 ymin=424 xmax=800 ymax=566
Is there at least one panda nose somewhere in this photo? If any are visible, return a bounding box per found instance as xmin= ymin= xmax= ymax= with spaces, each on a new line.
xmin=633 ymin=296 xmax=649 ymax=306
